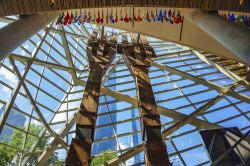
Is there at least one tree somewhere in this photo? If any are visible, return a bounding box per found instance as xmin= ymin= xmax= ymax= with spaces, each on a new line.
xmin=0 ymin=124 xmax=59 ymax=165
xmin=90 ymin=150 xmax=117 ymax=166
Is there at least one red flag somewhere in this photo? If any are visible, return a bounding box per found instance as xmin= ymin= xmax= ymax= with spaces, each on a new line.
xmin=96 ymin=10 xmax=101 ymax=24
xmin=63 ymin=12 xmax=70 ymax=25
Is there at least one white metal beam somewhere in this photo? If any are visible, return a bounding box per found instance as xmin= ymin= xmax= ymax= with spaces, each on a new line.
xmin=151 ymin=61 xmax=250 ymax=104
xmin=9 ymin=57 xmax=69 ymax=151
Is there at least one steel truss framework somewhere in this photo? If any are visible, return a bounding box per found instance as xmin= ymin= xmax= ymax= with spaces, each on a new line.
xmin=0 ymin=17 xmax=249 ymax=166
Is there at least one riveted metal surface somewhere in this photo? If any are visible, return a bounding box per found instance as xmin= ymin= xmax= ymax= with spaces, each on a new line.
xmin=66 ymin=32 xmax=117 ymax=165
xmin=122 ymin=37 xmax=170 ymax=166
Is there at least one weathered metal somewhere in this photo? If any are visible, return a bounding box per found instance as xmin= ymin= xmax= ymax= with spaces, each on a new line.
xmin=121 ymin=33 xmax=171 ymax=166
xmin=66 ymin=31 xmax=116 ymax=165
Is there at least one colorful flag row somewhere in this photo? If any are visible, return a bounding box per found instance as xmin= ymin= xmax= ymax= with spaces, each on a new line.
xmin=221 ymin=12 xmax=250 ymax=28
xmin=55 ymin=9 xmax=184 ymax=26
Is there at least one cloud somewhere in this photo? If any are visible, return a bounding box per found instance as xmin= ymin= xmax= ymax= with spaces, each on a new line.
xmin=52 ymin=86 xmax=83 ymax=123
xmin=0 ymin=67 xmax=18 ymax=87
xmin=21 ymin=44 xmax=29 ymax=56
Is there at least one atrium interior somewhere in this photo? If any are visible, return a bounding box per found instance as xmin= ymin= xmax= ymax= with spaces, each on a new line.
xmin=0 ymin=1 xmax=250 ymax=166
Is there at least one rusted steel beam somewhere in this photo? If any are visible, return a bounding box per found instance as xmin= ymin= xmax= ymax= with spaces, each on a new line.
xmin=0 ymin=0 xmax=249 ymax=17
xmin=121 ymin=33 xmax=171 ymax=166
xmin=66 ymin=32 xmax=116 ymax=165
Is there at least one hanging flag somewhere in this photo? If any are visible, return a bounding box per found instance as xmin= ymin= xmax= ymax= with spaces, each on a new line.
xmin=120 ymin=8 xmax=124 ymax=22
xmin=101 ymin=9 xmax=104 ymax=24
xmin=164 ymin=9 xmax=169 ymax=23
xmin=87 ymin=10 xmax=91 ymax=23
xmin=83 ymin=10 xmax=87 ymax=24
xmin=77 ymin=11 xmax=82 ymax=25
xmin=151 ymin=10 xmax=156 ymax=22
xmin=180 ymin=16 xmax=184 ymax=24
xmin=129 ymin=8 xmax=132 ymax=22
xmin=96 ymin=10 xmax=101 ymax=24
xmin=133 ymin=9 xmax=138 ymax=22
xmin=163 ymin=9 xmax=167 ymax=22
xmin=109 ymin=9 xmax=115 ymax=24
xmin=106 ymin=8 xmax=109 ymax=24
xmin=56 ymin=13 xmax=64 ymax=25
xmin=142 ymin=9 xmax=145 ymax=21
xmin=68 ymin=12 xmax=74 ymax=25
xmin=172 ymin=10 xmax=176 ymax=18
xmin=137 ymin=10 xmax=143 ymax=22
xmin=92 ymin=10 xmax=96 ymax=23
xmin=168 ymin=9 xmax=172 ymax=17
xmin=146 ymin=10 xmax=151 ymax=22
xmin=124 ymin=12 xmax=129 ymax=23
xmin=159 ymin=10 xmax=164 ymax=23
xmin=230 ymin=13 xmax=236 ymax=22
xmin=63 ymin=11 xmax=70 ymax=25
xmin=236 ymin=14 xmax=243 ymax=24
xmin=168 ymin=9 xmax=173 ymax=24
xmin=227 ymin=13 xmax=231 ymax=20
xmin=243 ymin=15 xmax=250 ymax=27
xmin=223 ymin=13 xmax=227 ymax=19
xmin=174 ymin=10 xmax=181 ymax=24
xmin=115 ymin=9 xmax=118 ymax=23
xmin=156 ymin=9 xmax=160 ymax=22
xmin=73 ymin=11 xmax=78 ymax=23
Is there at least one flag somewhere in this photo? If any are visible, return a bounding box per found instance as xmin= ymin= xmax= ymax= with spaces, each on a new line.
xmin=156 ymin=9 xmax=160 ymax=22
xmin=146 ymin=10 xmax=151 ymax=22
xmin=87 ymin=10 xmax=91 ymax=23
xmin=109 ymin=10 xmax=115 ymax=24
xmin=159 ymin=10 xmax=163 ymax=23
xmin=120 ymin=8 xmax=124 ymax=22
xmin=115 ymin=9 xmax=118 ymax=23
xmin=243 ymin=15 xmax=250 ymax=27
xmin=138 ymin=10 xmax=143 ymax=22
xmin=77 ymin=12 xmax=82 ymax=25
xmin=230 ymin=13 xmax=236 ymax=22
xmin=73 ymin=11 xmax=78 ymax=23
xmin=174 ymin=10 xmax=181 ymax=24
xmin=101 ymin=9 xmax=104 ymax=24
xmin=168 ymin=9 xmax=173 ymax=24
xmin=63 ymin=11 xmax=70 ymax=25
xmin=151 ymin=10 xmax=156 ymax=22
xmin=124 ymin=13 xmax=129 ymax=23
xmin=96 ymin=10 xmax=101 ymax=24
xmin=68 ymin=12 xmax=74 ymax=25
xmin=106 ymin=9 xmax=109 ymax=24
xmin=56 ymin=13 xmax=64 ymax=25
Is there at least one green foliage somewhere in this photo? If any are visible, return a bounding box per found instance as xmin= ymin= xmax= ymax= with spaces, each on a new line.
xmin=0 ymin=124 xmax=59 ymax=165
xmin=91 ymin=150 xmax=117 ymax=166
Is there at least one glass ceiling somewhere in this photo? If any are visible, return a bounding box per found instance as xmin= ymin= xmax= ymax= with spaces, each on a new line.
xmin=0 ymin=16 xmax=249 ymax=166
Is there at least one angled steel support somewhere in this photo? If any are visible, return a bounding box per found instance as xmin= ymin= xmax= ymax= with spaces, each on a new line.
xmin=65 ymin=32 xmax=117 ymax=165
xmin=187 ymin=10 xmax=250 ymax=66
xmin=9 ymin=53 xmax=87 ymax=73
xmin=0 ymin=28 xmax=50 ymax=136
xmin=122 ymin=33 xmax=170 ymax=166
xmin=151 ymin=62 xmax=250 ymax=104
xmin=9 ymin=57 xmax=69 ymax=151
xmin=162 ymin=81 xmax=240 ymax=137
xmin=192 ymin=50 xmax=250 ymax=89
xmin=210 ymin=129 xmax=250 ymax=166
xmin=0 ymin=12 xmax=57 ymax=61
xmin=36 ymin=69 xmax=220 ymax=166
xmin=35 ymin=40 xmax=220 ymax=165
